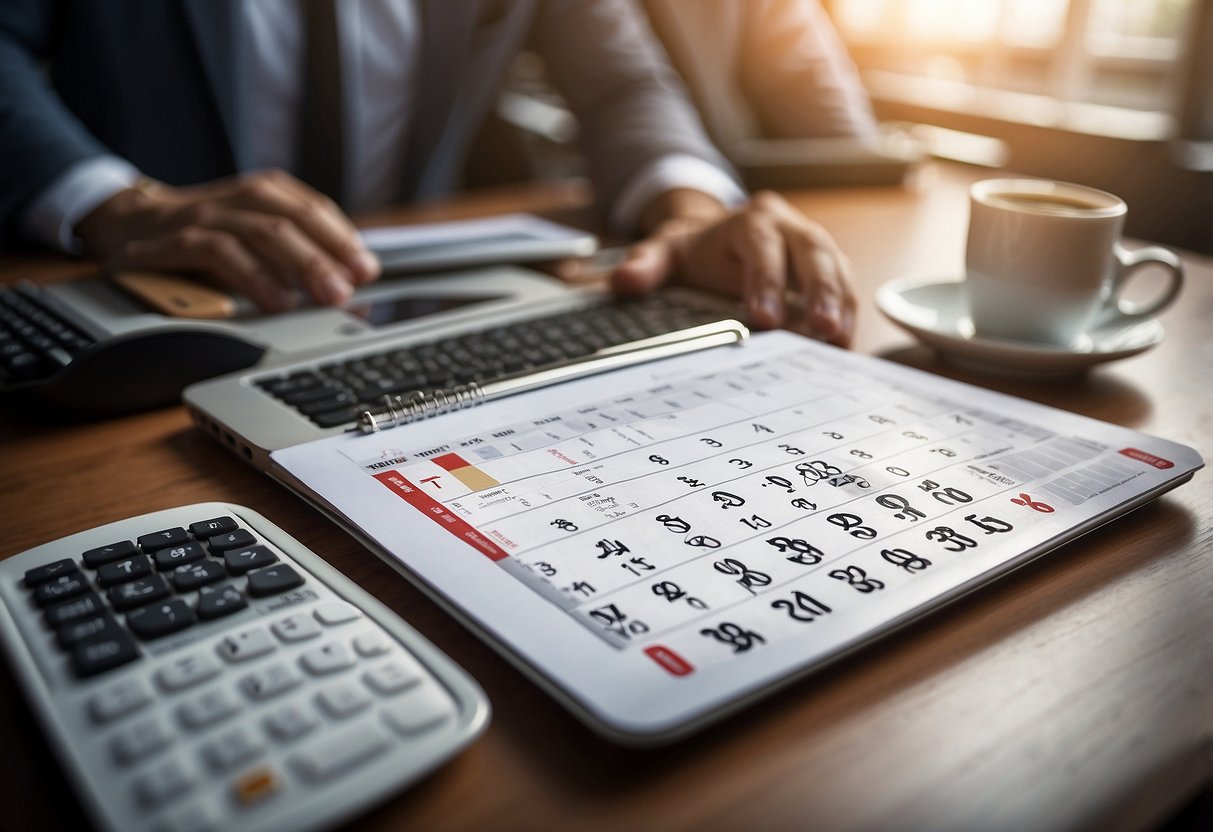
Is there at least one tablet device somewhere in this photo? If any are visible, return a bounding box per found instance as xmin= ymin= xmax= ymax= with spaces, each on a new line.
xmin=361 ymin=213 xmax=598 ymax=274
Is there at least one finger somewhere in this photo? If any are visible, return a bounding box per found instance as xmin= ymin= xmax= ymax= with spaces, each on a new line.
xmin=259 ymin=171 xmax=381 ymax=284
xmin=610 ymin=238 xmax=674 ymax=296
xmin=768 ymin=208 xmax=855 ymax=345
xmin=225 ymin=170 xmax=380 ymax=285
xmin=807 ymin=246 xmax=845 ymax=338
xmin=830 ymin=251 xmax=857 ymax=347
xmin=118 ymin=228 xmax=297 ymax=312
xmin=730 ymin=211 xmax=787 ymax=329
xmin=780 ymin=227 xmax=834 ymax=334
xmin=201 ymin=209 xmax=357 ymax=306
xmin=801 ymin=241 xmax=856 ymax=347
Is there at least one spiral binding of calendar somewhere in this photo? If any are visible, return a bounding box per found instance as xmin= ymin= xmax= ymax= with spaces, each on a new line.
xmin=357 ymin=383 xmax=486 ymax=433
xmin=354 ymin=319 xmax=750 ymax=434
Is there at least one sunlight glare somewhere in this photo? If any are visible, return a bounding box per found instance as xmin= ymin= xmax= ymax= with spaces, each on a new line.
xmin=1002 ymin=0 xmax=1067 ymax=46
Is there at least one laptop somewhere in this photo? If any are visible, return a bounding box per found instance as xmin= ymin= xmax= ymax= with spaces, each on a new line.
xmin=182 ymin=270 xmax=738 ymax=470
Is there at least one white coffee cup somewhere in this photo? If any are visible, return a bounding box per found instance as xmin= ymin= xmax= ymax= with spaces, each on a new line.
xmin=965 ymin=178 xmax=1183 ymax=346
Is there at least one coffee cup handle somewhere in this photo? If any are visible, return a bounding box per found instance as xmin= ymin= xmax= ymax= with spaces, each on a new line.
xmin=1106 ymin=243 xmax=1184 ymax=322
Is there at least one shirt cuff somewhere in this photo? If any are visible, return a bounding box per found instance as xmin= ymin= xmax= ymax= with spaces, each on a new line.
xmin=22 ymin=156 xmax=141 ymax=253
xmin=609 ymin=154 xmax=746 ymax=234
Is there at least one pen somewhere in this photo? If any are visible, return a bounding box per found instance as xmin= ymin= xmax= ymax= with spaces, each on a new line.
xmin=354 ymin=318 xmax=750 ymax=433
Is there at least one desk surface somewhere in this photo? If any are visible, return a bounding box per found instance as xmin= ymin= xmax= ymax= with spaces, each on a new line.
xmin=2 ymin=164 xmax=1209 ymax=831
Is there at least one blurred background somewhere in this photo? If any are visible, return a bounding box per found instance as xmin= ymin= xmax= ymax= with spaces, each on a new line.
xmin=468 ymin=0 xmax=1212 ymax=254
xmin=833 ymin=0 xmax=1211 ymax=252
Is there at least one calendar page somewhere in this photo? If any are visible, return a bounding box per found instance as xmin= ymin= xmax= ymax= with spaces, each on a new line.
xmin=272 ymin=331 xmax=1202 ymax=742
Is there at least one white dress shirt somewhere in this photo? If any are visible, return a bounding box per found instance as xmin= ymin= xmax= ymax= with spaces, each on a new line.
xmin=22 ymin=0 xmax=741 ymax=251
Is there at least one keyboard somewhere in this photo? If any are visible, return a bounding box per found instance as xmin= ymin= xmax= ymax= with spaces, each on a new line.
xmin=0 ymin=283 xmax=97 ymax=386
xmin=0 ymin=503 xmax=489 ymax=832
xmin=256 ymin=290 xmax=732 ymax=428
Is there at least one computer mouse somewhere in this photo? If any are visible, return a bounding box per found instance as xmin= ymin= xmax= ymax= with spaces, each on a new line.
xmin=9 ymin=327 xmax=266 ymax=418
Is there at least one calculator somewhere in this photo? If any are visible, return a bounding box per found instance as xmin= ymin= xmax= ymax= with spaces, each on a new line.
xmin=0 ymin=503 xmax=489 ymax=832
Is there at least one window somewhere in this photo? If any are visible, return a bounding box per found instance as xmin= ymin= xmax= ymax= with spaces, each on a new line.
xmin=830 ymin=0 xmax=1198 ymax=135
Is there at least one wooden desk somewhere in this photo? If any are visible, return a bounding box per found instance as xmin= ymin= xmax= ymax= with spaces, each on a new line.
xmin=2 ymin=164 xmax=1209 ymax=831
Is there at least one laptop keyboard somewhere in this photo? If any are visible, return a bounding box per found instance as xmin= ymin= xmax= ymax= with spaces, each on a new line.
xmin=257 ymin=292 xmax=731 ymax=428
xmin=0 ymin=283 xmax=97 ymax=385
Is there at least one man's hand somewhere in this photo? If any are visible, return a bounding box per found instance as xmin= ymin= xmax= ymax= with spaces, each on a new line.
xmin=611 ymin=190 xmax=856 ymax=347
xmin=75 ymin=169 xmax=380 ymax=312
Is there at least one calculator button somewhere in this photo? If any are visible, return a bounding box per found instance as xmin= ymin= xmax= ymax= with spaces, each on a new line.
xmin=231 ymin=765 xmax=281 ymax=807
xmin=177 ymin=688 xmax=241 ymax=731
xmin=32 ymin=572 xmax=90 ymax=606
xmin=109 ymin=574 xmax=171 ymax=610
xmin=157 ymin=652 xmax=222 ymax=693
xmin=131 ymin=756 xmax=195 ymax=808
xmin=138 ymin=528 xmax=191 ymax=552
xmin=216 ymin=627 xmax=275 ymax=663
xmin=154 ymin=801 xmax=222 ymax=832
xmin=299 ymin=642 xmax=355 ymax=676
xmin=271 ymin=612 xmax=321 ymax=643
xmin=196 ymin=583 xmax=248 ymax=621
xmin=353 ymin=631 xmax=393 ymax=658
xmin=200 ymin=726 xmax=264 ymax=773
xmin=263 ymin=702 xmax=319 ymax=742
xmin=381 ymin=684 xmax=454 ymax=736
xmin=88 ymin=677 xmax=153 ymax=724
xmin=239 ymin=662 xmax=301 ymax=701
xmin=287 ymin=721 xmax=391 ymax=784
xmin=81 ymin=540 xmax=138 ymax=568
xmin=172 ymin=559 xmax=226 ymax=592
xmin=57 ymin=612 xmax=122 ymax=648
xmin=72 ymin=629 xmax=141 ymax=677
xmin=207 ymin=529 xmax=257 ymax=553
xmin=152 ymin=542 xmax=206 ymax=571
xmin=23 ymin=557 xmax=79 ymax=587
xmin=221 ymin=544 xmax=277 ymax=575
xmin=188 ymin=516 xmax=238 ymax=540
xmin=363 ymin=661 xmax=422 ymax=696
xmin=44 ymin=591 xmax=104 ymax=627
xmin=127 ymin=599 xmax=197 ymax=640
xmin=111 ymin=715 xmax=175 ymax=764
xmin=316 ymin=681 xmax=372 ymax=719
xmin=313 ymin=601 xmax=361 ymax=626
xmin=96 ymin=554 xmax=154 ymax=587
xmin=246 ymin=563 xmax=304 ymax=597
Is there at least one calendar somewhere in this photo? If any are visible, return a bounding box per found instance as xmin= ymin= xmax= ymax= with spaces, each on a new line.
xmin=272 ymin=331 xmax=1202 ymax=742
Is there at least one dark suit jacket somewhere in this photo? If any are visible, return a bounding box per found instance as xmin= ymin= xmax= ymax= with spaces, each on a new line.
xmin=0 ymin=0 xmax=730 ymax=244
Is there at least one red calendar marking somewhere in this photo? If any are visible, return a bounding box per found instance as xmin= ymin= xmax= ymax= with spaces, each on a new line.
xmin=432 ymin=452 xmax=470 ymax=471
xmin=1119 ymin=448 xmax=1174 ymax=469
xmin=373 ymin=472 xmax=507 ymax=561
xmin=1011 ymin=493 xmax=1054 ymax=513
xmin=645 ymin=645 xmax=695 ymax=677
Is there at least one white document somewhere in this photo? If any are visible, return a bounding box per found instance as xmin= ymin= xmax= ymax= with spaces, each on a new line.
xmin=272 ymin=331 xmax=1202 ymax=743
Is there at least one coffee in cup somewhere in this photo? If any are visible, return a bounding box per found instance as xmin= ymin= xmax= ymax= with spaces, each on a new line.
xmin=965 ymin=179 xmax=1183 ymax=346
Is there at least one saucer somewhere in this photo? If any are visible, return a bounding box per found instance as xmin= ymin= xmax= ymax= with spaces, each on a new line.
xmin=875 ymin=275 xmax=1165 ymax=377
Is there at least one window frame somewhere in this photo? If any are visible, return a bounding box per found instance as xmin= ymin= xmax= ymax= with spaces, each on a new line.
xmin=827 ymin=0 xmax=1203 ymax=132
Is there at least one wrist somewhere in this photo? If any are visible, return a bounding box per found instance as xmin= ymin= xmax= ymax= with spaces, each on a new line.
xmin=638 ymin=188 xmax=728 ymax=237
xmin=74 ymin=182 xmax=167 ymax=258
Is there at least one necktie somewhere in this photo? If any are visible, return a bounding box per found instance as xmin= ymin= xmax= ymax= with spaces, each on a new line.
xmin=298 ymin=0 xmax=345 ymax=204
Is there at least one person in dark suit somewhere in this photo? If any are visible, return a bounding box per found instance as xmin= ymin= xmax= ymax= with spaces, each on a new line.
xmin=0 ymin=0 xmax=856 ymax=344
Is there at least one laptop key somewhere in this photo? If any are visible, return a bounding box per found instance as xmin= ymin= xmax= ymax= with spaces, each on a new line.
xmin=279 ymin=382 xmax=346 ymax=406
xmin=296 ymin=392 xmax=358 ymax=417
xmin=310 ymin=405 xmax=363 ymax=429
xmin=258 ymin=372 xmax=321 ymax=395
